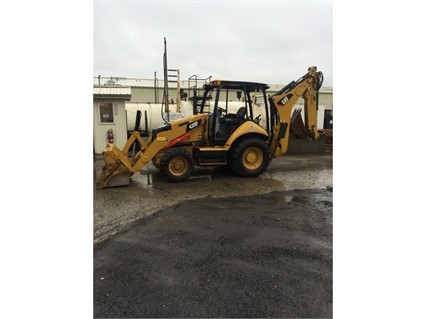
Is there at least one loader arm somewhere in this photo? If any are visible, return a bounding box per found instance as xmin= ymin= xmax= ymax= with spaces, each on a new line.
xmin=268 ymin=66 xmax=323 ymax=157
xmin=96 ymin=131 xmax=163 ymax=189
xmin=96 ymin=114 xmax=207 ymax=188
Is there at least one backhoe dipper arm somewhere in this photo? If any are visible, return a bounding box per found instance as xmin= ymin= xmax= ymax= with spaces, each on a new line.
xmin=268 ymin=66 xmax=323 ymax=157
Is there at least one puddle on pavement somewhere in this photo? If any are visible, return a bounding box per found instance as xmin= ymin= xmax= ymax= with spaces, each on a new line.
xmin=95 ymin=160 xmax=329 ymax=196
xmin=139 ymin=171 xmax=154 ymax=185
xmin=271 ymin=194 xmax=311 ymax=205
xmin=290 ymin=196 xmax=310 ymax=204
xmin=138 ymin=170 xmax=156 ymax=186
xmin=272 ymin=194 xmax=293 ymax=203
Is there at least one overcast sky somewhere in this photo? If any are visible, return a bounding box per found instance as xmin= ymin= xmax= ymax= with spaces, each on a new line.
xmin=94 ymin=0 xmax=332 ymax=86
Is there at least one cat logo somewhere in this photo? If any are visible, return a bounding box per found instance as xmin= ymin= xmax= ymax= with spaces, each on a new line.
xmin=188 ymin=121 xmax=198 ymax=130
xmin=281 ymin=96 xmax=289 ymax=105
xmin=279 ymin=93 xmax=293 ymax=106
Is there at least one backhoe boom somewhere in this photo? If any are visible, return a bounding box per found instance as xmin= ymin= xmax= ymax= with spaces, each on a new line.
xmin=268 ymin=66 xmax=323 ymax=157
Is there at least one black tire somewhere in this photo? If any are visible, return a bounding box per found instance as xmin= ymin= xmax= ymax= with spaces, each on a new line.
xmin=159 ymin=148 xmax=194 ymax=182
xmin=152 ymin=154 xmax=162 ymax=170
xmin=230 ymin=137 xmax=269 ymax=177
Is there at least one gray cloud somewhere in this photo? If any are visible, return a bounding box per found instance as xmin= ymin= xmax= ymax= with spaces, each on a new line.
xmin=94 ymin=1 xmax=332 ymax=86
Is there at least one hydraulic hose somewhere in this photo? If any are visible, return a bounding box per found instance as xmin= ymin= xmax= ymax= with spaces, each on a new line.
xmin=314 ymin=71 xmax=324 ymax=90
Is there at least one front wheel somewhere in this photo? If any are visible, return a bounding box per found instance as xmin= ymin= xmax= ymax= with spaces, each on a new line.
xmin=160 ymin=148 xmax=194 ymax=182
xmin=230 ymin=137 xmax=269 ymax=177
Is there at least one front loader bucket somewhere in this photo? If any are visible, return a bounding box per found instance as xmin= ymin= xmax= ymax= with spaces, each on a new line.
xmin=96 ymin=169 xmax=131 ymax=189
xmin=96 ymin=144 xmax=133 ymax=189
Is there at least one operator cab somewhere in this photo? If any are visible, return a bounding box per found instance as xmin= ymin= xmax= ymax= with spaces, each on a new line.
xmin=199 ymin=80 xmax=270 ymax=145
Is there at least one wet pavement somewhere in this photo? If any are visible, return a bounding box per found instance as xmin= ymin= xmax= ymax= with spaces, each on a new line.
xmin=93 ymin=153 xmax=332 ymax=245
xmin=94 ymin=188 xmax=332 ymax=318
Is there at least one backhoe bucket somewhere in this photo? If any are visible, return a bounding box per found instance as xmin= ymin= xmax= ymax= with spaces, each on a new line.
xmin=290 ymin=108 xmax=308 ymax=139
xmin=96 ymin=144 xmax=133 ymax=189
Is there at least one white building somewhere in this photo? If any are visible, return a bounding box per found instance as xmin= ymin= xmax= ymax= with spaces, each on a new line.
xmin=93 ymin=86 xmax=131 ymax=154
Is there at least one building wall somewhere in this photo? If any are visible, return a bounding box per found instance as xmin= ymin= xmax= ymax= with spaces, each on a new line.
xmin=130 ymin=87 xmax=186 ymax=104
xmin=129 ymin=86 xmax=332 ymax=110
xmin=318 ymin=92 xmax=333 ymax=109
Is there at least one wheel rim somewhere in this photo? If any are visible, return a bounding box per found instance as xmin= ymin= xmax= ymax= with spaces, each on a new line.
xmin=242 ymin=147 xmax=263 ymax=170
xmin=168 ymin=156 xmax=188 ymax=176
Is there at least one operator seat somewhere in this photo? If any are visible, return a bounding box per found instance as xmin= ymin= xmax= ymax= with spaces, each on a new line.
xmin=224 ymin=107 xmax=246 ymax=125
xmin=235 ymin=107 xmax=246 ymax=122
xmin=216 ymin=106 xmax=247 ymax=142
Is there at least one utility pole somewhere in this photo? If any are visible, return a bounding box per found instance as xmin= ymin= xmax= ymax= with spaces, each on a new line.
xmin=154 ymin=71 xmax=157 ymax=103
xmin=163 ymin=37 xmax=169 ymax=122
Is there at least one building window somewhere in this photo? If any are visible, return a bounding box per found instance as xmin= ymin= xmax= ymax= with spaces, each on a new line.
xmin=99 ymin=103 xmax=114 ymax=123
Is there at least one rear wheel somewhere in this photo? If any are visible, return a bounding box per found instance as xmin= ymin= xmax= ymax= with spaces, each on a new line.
xmin=160 ymin=148 xmax=194 ymax=182
xmin=230 ymin=137 xmax=269 ymax=177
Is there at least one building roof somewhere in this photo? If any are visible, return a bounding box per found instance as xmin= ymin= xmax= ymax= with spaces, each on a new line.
xmin=93 ymin=76 xmax=198 ymax=89
xmin=93 ymin=86 xmax=132 ymax=100
xmin=93 ymin=76 xmax=332 ymax=93
xmin=94 ymin=77 xmax=158 ymax=87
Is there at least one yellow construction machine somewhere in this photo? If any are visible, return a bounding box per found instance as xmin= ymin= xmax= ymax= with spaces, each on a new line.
xmin=96 ymin=66 xmax=324 ymax=188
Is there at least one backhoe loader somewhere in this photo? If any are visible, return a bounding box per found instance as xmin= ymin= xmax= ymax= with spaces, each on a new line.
xmin=96 ymin=66 xmax=324 ymax=188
